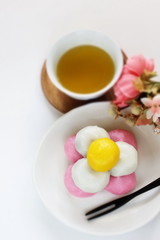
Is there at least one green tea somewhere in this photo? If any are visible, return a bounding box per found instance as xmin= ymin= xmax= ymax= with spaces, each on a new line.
xmin=56 ymin=45 xmax=115 ymax=94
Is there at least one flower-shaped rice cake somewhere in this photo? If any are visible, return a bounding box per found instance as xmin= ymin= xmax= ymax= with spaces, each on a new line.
xmin=64 ymin=127 xmax=138 ymax=197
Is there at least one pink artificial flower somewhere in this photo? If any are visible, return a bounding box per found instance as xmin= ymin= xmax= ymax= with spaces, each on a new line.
xmin=145 ymin=58 xmax=154 ymax=72
xmin=126 ymin=55 xmax=154 ymax=75
xmin=113 ymin=55 xmax=155 ymax=108
xmin=113 ymin=74 xmax=139 ymax=107
xmin=126 ymin=55 xmax=146 ymax=76
xmin=141 ymin=95 xmax=160 ymax=123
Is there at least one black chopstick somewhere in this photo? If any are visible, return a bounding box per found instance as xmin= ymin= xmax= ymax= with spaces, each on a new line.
xmin=85 ymin=177 xmax=160 ymax=220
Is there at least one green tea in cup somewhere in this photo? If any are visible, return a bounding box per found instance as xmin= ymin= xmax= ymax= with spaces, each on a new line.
xmin=56 ymin=45 xmax=115 ymax=94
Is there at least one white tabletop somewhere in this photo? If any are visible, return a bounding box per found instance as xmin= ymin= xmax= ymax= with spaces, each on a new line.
xmin=0 ymin=0 xmax=159 ymax=239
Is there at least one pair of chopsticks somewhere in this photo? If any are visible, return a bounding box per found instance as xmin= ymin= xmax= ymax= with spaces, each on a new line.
xmin=85 ymin=177 xmax=160 ymax=220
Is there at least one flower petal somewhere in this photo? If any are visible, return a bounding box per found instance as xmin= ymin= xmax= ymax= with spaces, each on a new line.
xmin=146 ymin=109 xmax=154 ymax=119
xmin=145 ymin=59 xmax=154 ymax=72
xmin=141 ymin=98 xmax=153 ymax=107
xmin=152 ymin=95 xmax=160 ymax=104
xmin=113 ymin=85 xmax=129 ymax=107
xmin=153 ymin=113 xmax=160 ymax=123
xmin=127 ymin=55 xmax=146 ymax=76
xmin=117 ymin=74 xmax=139 ymax=98
xmin=118 ymin=74 xmax=137 ymax=85
xmin=122 ymin=65 xmax=131 ymax=74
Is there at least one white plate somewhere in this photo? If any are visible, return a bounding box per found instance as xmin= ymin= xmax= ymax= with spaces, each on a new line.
xmin=33 ymin=102 xmax=160 ymax=236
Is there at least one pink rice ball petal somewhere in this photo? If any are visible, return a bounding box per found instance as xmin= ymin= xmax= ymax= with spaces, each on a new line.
xmin=64 ymin=164 xmax=95 ymax=198
xmin=64 ymin=135 xmax=83 ymax=163
xmin=109 ymin=129 xmax=138 ymax=150
xmin=105 ymin=173 xmax=136 ymax=195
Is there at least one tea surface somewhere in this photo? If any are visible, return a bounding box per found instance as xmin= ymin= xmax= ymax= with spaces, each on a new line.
xmin=56 ymin=45 xmax=115 ymax=93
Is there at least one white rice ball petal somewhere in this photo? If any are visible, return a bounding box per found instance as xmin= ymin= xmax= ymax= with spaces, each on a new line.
xmin=110 ymin=141 xmax=138 ymax=177
xmin=75 ymin=126 xmax=110 ymax=156
xmin=72 ymin=158 xmax=110 ymax=193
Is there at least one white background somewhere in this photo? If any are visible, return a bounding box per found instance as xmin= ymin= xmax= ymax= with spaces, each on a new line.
xmin=0 ymin=0 xmax=160 ymax=239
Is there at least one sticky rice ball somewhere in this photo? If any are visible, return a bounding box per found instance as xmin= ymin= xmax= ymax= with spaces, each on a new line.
xmin=110 ymin=141 xmax=138 ymax=177
xmin=64 ymin=135 xmax=83 ymax=163
xmin=109 ymin=129 xmax=137 ymax=150
xmin=72 ymin=158 xmax=110 ymax=193
xmin=87 ymin=138 xmax=120 ymax=172
xmin=105 ymin=173 xmax=136 ymax=195
xmin=64 ymin=164 xmax=95 ymax=197
xmin=75 ymin=126 xmax=110 ymax=156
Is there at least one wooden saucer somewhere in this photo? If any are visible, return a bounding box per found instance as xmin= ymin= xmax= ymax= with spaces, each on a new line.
xmin=41 ymin=52 xmax=127 ymax=113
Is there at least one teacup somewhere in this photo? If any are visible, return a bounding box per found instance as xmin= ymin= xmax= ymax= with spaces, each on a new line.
xmin=46 ymin=30 xmax=123 ymax=100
